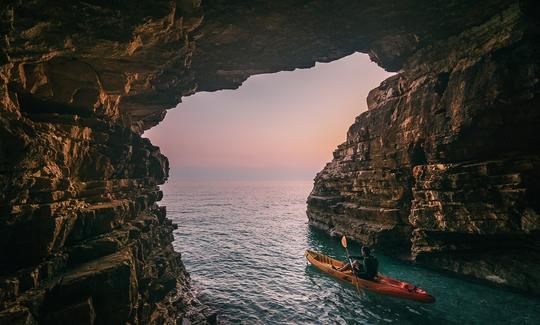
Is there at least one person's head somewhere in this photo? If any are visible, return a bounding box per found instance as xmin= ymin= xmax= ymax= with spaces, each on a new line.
xmin=361 ymin=246 xmax=371 ymax=256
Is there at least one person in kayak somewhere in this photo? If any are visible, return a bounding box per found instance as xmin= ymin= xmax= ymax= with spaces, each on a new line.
xmin=334 ymin=246 xmax=379 ymax=280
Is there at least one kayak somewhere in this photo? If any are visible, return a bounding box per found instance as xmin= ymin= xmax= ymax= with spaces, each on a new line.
xmin=305 ymin=250 xmax=435 ymax=304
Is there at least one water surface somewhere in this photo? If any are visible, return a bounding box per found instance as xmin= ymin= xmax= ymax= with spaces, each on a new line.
xmin=162 ymin=181 xmax=540 ymax=324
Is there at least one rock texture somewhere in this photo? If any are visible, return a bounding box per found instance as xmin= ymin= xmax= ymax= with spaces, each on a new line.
xmin=308 ymin=2 xmax=540 ymax=294
xmin=1 ymin=0 xmax=204 ymax=133
xmin=0 ymin=0 xmax=539 ymax=323
xmin=0 ymin=1 xmax=212 ymax=323
xmin=0 ymin=113 xmax=212 ymax=323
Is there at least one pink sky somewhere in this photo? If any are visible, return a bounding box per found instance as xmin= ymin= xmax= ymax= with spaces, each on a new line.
xmin=144 ymin=53 xmax=393 ymax=181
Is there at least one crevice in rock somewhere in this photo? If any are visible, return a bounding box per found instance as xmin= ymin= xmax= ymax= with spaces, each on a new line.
xmin=18 ymin=93 xmax=95 ymax=117
xmin=433 ymin=72 xmax=451 ymax=96
xmin=410 ymin=143 xmax=427 ymax=167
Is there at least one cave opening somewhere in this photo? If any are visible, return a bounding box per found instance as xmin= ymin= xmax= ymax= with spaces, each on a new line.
xmin=141 ymin=52 xmax=397 ymax=322
xmin=144 ymin=52 xmax=393 ymax=182
xmin=2 ymin=1 xmax=540 ymax=323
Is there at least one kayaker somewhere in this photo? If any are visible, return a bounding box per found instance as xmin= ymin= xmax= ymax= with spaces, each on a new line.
xmin=334 ymin=246 xmax=379 ymax=280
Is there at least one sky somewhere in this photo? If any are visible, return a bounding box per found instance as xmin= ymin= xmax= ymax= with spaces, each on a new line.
xmin=144 ymin=53 xmax=393 ymax=181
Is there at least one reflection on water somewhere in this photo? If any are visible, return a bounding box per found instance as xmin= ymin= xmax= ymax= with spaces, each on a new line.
xmin=162 ymin=181 xmax=540 ymax=324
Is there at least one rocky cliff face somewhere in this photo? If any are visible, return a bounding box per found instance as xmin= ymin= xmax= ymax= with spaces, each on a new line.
xmin=1 ymin=0 xmax=539 ymax=323
xmin=0 ymin=113 xmax=211 ymax=324
xmin=308 ymin=3 xmax=540 ymax=294
xmin=0 ymin=1 xmax=211 ymax=323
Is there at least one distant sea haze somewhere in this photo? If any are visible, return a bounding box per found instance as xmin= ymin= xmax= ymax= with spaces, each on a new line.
xmin=166 ymin=165 xmax=320 ymax=182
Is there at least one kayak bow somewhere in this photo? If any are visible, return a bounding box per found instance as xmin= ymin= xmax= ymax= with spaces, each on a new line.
xmin=305 ymin=250 xmax=435 ymax=304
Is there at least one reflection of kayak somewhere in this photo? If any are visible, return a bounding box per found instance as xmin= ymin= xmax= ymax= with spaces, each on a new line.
xmin=305 ymin=250 xmax=435 ymax=304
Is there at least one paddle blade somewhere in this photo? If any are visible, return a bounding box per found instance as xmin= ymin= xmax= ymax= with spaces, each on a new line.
xmin=341 ymin=236 xmax=348 ymax=248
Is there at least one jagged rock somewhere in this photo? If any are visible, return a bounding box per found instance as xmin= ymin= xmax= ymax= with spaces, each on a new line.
xmin=0 ymin=106 xmax=209 ymax=323
xmin=308 ymin=3 xmax=540 ymax=294
xmin=0 ymin=305 xmax=38 ymax=325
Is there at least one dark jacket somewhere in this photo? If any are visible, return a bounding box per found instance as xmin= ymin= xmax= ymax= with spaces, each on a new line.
xmin=350 ymin=255 xmax=379 ymax=279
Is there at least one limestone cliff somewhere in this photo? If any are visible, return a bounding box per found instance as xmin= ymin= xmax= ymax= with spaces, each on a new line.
xmin=0 ymin=1 xmax=211 ymax=323
xmin=0 ymin=0 xmax=539 ymax=323
xmin=308 ymin=3 xmax=540 ymax=294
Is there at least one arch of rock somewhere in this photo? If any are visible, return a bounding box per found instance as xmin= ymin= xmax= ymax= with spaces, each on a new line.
xmin=1 ymin=0 xmax=539 ymax=323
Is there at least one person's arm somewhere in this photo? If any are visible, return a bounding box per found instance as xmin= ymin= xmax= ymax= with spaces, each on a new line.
xmin=335 ymin=262 xmax=351 ymax=271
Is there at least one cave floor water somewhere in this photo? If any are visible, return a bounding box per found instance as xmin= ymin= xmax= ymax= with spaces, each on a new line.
xmin=163 ymin=180 xmax=540 ymax=324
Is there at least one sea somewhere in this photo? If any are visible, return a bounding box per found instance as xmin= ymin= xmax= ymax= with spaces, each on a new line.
xmin=161 ymin=180 xmax=540 ymax=324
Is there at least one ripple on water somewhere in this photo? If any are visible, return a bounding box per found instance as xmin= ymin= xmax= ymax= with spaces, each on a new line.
xmin=161 ymin=181 xmax=540 ymax=324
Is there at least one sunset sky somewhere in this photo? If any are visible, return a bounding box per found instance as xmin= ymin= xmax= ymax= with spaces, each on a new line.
xmin=144 ymin=53 xmax=393 ymax=181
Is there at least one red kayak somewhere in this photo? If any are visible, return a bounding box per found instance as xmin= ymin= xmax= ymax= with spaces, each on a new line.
xmin=305 ymin=250 xmax=435 ymax=304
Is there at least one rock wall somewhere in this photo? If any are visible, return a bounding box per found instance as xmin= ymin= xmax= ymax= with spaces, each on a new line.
xmin=307 ymin=3 xmax=540 ymax=294
xmin=1 ymin=0 xmax=539 ymax=323
xmin=0 ymin=113 xmax=210 ymax=324
xmin=0 ymin=1 xmax=211 ymax=323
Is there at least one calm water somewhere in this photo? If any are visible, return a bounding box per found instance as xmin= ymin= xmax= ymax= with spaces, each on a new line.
xmin=162 ymin=181 xmax=540 ymax=324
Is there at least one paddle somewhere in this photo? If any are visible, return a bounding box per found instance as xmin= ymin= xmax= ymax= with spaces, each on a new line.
xmin=341 ymin=235 xmax=362 ymax=295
